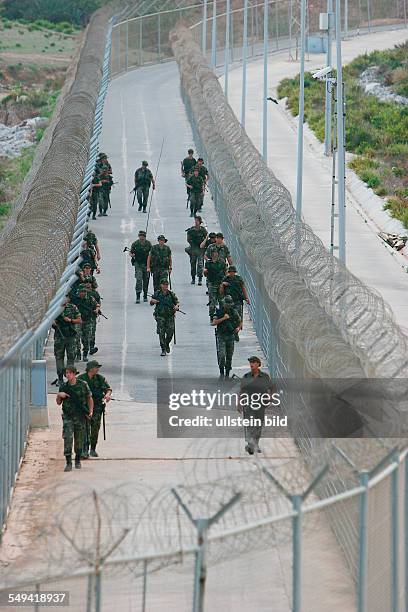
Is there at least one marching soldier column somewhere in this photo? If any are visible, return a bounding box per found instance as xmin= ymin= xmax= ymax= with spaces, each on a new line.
xmin=53 ymin=148 xmax=262 ymax=471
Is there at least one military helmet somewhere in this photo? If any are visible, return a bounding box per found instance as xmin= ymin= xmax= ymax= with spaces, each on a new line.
xmin=86 ymin=360 xmax=102 ymax=370
xmin=157 ymin=235 xmax=167 ymax=242
xmin=228 ymin=266 xmax=237 ymax=272
xmin=248 ymin=356 xmax=261 ymax=365
xmin=142 ymin=160 xmax=148 ymax=166
xmin=138 ymin=230 xmax=147 ymax=237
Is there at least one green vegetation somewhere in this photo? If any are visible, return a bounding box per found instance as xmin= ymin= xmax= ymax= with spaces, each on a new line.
xmin=277 ymin=42 xmax=408 ymax=228
xmin=1 ymin=0 xmax=109 ymax=26
xmin=0 ymin=147 xmax=35 ymax=228
xmin=0 ymin=18 xmax=79 ymax=59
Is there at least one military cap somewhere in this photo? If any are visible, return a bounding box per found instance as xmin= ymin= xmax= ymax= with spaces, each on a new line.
xmin=157 ymin=235 xmax=168 ymax=242
xmin=77 ymin=284 xmax=88 ymax=292
xmin=97 ymin=152 xmax=107 ymax=159
xmin=65 ymin=365 xmax=80 ymax=375
xmin=83 ymin=275 xmax=93 ymax=283
xmin=216 ymin=232 xmax=224 ymax=238
xmin=227 ymin=266 xmax=237 ymax=272
xmin=138 ymin=230 xmax=147 ymax=236
xmin=142 ymin=160 xmax=148 ymax=166
xmin=188 ymin=148 xmax=194 ymax=154
xmin=248 ymin=356 xmax=261 ymax=365
xmin=81 ymin=262 xmax=92 ymax=269
xmin=209 ymin=232 xmax=216 ymax=238
xmin=224 ymin=295 xmax=234 ymax=304
xmin=160 ymin=279 xmax=169 ymax=285
xmin=86 ymin=360 xmax=102 ymax=370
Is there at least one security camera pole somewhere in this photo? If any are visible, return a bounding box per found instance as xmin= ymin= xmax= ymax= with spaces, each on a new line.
xmin=335 ymin=0 xmax=346 ymax=264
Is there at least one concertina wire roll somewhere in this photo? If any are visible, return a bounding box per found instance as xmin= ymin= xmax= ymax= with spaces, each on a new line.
xmin=170 ymin=25 xmax=408 ymax=380
xmin=0 ymin=6 xmax=115 ymax=359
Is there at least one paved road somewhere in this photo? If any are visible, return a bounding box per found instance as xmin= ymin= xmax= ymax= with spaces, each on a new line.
xmin=225 ymin=28 xmax=408 ymax=328
xmin=1 ymin=62 xmax=355 ymax=611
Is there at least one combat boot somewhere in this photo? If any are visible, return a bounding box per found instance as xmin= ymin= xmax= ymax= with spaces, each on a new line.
xmin=75 ymin=455 xmax=82 ymax=469
xmin=225 ymin=370 xmax=231 ymax=379
xmin=136 ymin=292 xmax=141 ymax=304
xmin=90 ymin=449 xmax=99 ymax=457
xmin=191 ymin=277 xmax=195 ymax=285
xmin=90 ymin=347 xmax=98 ymax=355
xmin=143 ymin=293 xmax=148 ymax=302
xmin=83 ymin=352 xmax=88 ymax=362
xmin=64 ymin=455 xmax=72 ymax=472
xmin=160 ymin=347 xmax=166 ymax=356
xmin=219 ymin=367 xmax=225 ymax=380
xmin=198 ymin=278 xmax=203 ymax=286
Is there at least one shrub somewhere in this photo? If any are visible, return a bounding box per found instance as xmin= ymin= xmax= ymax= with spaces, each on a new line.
xmin=359 ymin=169 xmax=381 ymax=189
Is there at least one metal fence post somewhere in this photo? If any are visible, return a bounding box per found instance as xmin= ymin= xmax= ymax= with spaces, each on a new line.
xmin=94 ymin=570 xmax=102 ymax=612
xmin=358 ymin=471 xmax=369 ymax=612
xmin=158 ymin=12 xmax=161 ymax=62
xmin=324 ymin=0 xmax=333 ymax=156
xmin=391 ymin=453 xmax=399 ymax=612
xmin=202 ymin=0 xmax=208 ymax=55
xmin=125 ymin=21 xmax=129 ymax=72
xmin=241 ymin=0 xmax=249 ymax=127
xmin=405 ymin=452 xmax=408 ymax=612
xmin=295 ymin=0 xmax=307 ymax=221
xmin=292 ymin=494 xmax=302 ymax=612
xmin=225 ymin=0 xmax=231 ymax=99
xmin=262 ymin=0 xmax=269 ymax=161
xmin=335 ymin=0 xmax=346 ymax=264
xmin=211 ymin=0 xmax=217 ymax=68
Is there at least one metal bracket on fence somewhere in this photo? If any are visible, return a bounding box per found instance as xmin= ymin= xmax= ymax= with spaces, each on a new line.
xmin=262 ymin=464 xmax=329 ymax=612
xmin=171 ymin=487 xmax=241 ymax=612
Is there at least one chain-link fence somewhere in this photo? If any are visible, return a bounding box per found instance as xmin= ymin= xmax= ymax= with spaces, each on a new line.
xmin=0 ymin=445 xmax=406 ymax=611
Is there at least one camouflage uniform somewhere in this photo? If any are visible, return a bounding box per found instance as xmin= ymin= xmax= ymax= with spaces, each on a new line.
xmin=181 ymin=155 xmax=197 ymax=196
xmin=205 ymin=242 xmax=231 ymax=264
xmin=221 ymin=273 xmax=246 ymax=321
xmin=53 ymin=303 xmax=81 ymax=380
xmin=84 ymin=230 xmax=98 ymax=249
xmin=195 ymin=164 xmax=208 ymax=209
xmin=86 ymin=284 xmax=101 ymax=353
xmin=152 ymin=289 xmax=179 ymax=351
xmin=205 ymin=259 xmax=226 ymax=318
xmin=90 ymin=174 xmax=102 ymax=220
xmin=134 ymin=166 xmax=154 ymax=212
xmin=59 ymin=379 xmax=91 ymax=459
xmin=186 ymin=225 xmax=207 ymax=282
xmin=80 ymin=246 xmax=98 ymax=272
xmin=78 ymin=371 xmax=112 ymax=452
xmin=73 ymin=293 xmax=98 ymax=358
xmin=100 ymin=171 xmax=113 ymax=215
xmin=241 ymin=370 xmax=273 ymax=452
xmin=214 ymin=304 xmax=241 ymax=374
xmin=130 ymin=238 xmax=152 ymax=300
xmin=187 ymin=174 xmax=204 ymax=216
xmin=149 ymin=243 xmax=172 ymax=292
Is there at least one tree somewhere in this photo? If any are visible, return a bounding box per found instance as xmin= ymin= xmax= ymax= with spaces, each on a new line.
xmin=1 ymin=0 xmax=105 ymax=25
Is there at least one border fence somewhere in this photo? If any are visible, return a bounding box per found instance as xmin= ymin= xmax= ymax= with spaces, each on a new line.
xmin=0 ymin=1 xmax=408 ymax=610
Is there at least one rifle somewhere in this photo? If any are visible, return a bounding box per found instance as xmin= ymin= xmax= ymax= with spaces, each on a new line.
xmin=147 ymin=293 xmax=186 ymax=315
xmin=60 ymin=382 xmax=90 ymax=419
xmin=103 ymin=409 xmax=106 ymax=441
xmin=131 ymin=187 xmax=137 ymax=207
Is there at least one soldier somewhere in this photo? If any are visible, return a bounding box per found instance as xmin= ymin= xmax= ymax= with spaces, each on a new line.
xmin=84 ymin=230 xmax=101 ymax=262
xmin=202 ymin=231 xmax=216 ymax=253
xmin=134 ymin=160 xmax=156 ymax=212
xmin=95 ymin=152 xmax=112 ymax=175
xmin=239 ymin=356 xmax=274 ymax=455
xmin=56 ymin=366 xmax=93 ymax=471
xmin=219 ymin=265 xmax=250 ymax=325
xmin=186 ymin=167 xmax=204 ymax=217
xmin=99 ymin=168 xmax=114 ymax=216
xmin=89 ymin=172 xmax=102 ymax=220
xmin=181 ymin=148 xmax=197 ymax=179
xmin=204 ymin=249 xmax=226 ymax=319
xmin=150 ymin=279 xmax=179 ymax=356
xmin=80 ymin=243 xmax=99 ymax=274
xmin=186 ymin=215 xmax=207 ymax=285
xmin=78 ymin=361 xmax=112 ymax=458
xmin=52 ymin=297 xmax=82 ymax=386
xmin=130 ymin=230 xmax=152 ymax=303
xmin=211 ymin=295 xmax=241 ymax=379
xmin=147 ymin=235 xmax=172 ymax=292
xmin=205 ymin=232 xmax=233 ymax=266
xmin=195 ymin=157 xmax=209 ymax=210
xmin=72 ymin=284 xmax=100 ymax=362
xmin=83 ymin=275 xmax=101 ymax=355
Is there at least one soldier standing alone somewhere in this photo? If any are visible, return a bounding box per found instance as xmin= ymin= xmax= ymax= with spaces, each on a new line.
xmin=130 ymin=230 xmax=152 ymax=303
xmin=134 ymin=160 xmax=155 ymax=212
xmin=150 ymin=279 xmax=179 ymax=356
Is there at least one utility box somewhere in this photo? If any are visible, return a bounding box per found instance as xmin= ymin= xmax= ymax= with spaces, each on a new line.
xmin=30 ymin=359 xmax=49 ymax=428
xmin=319 ymin=12 xmax=329 ymax=30
xmin=307 ymin=36 xmax=328 ymax=54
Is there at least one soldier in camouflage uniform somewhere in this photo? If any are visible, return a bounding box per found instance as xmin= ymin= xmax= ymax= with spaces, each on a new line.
xmin=99 ymin=168 xmax=114 ymax=216
xmin=78 ymin=360 xmax=112 ymax=458
xmin=186 ymin=215 xmax=207 ymax=285
xmin=205 ymin=232 xmax=233 ymax=266
xmin=219 ymin=265 xmax=250 ymax=329
xmin=95 ymin=152 xmax=112 ymax=176
xmin=211 ymin=295 xmax=241 ymax=379
xmin=186 ymin=167 xmax=204 ymax=217
xmin=83 ymin=275 xmax=101 ymax=355
xmin=84 ymin=230 xmax=101 ymax=262
xmin=204 ymin=250 xmax=226 ymax=319
xmin=150 ymin=279 xmax=179 ymax=356
xmin=80 ymin=244 xmax=99 ymax=274
xmin=56 ymin=366 xmax=93 ymax=471
xmin=134 ymin=160 xmax=155 ymax=212
xmin=72 ymin=284 xmax=100 ymax=362
xmin=130 ymin=230 xmax=152 ymax=303
xmin=89 ymin=172 xmax=102 ymax=220
xmin=52 ymin=298 xmax=82 ymax=386
xmin=195 ymin=157 xmax=209 ymax=210
xmin=147 ymin=235 xmax=172 ymax=292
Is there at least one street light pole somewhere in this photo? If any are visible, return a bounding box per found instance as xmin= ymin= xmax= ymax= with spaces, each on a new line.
xmin=295 ymin=0 xmax=307 ymax=221
xmin=262 ymin=0 xmax=269 ymax=160
xmin=241 ymin=0 xmax=249 ymax=127
xmin=324 ymin=1 xmax=333 ymax=156
xmin=335 ymin=0 xmax=346 ymax=264
xmin=225 ymin=0 xmax=231 ymax=99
